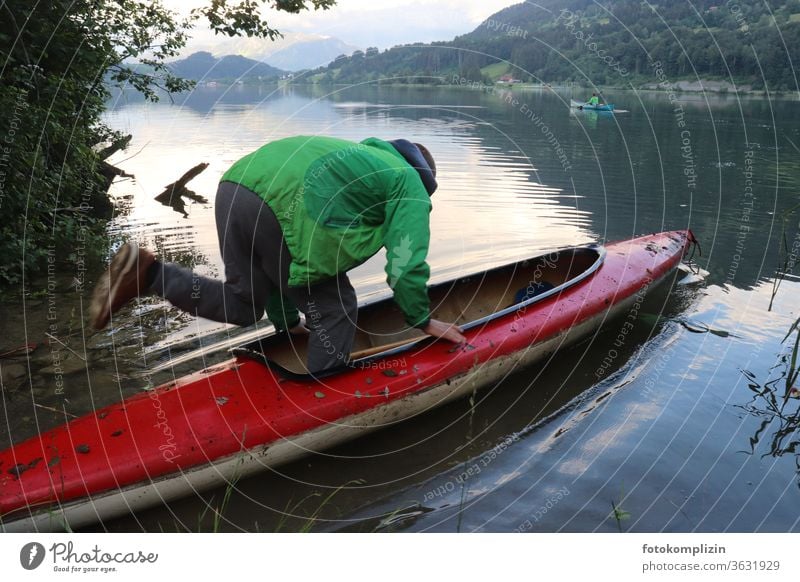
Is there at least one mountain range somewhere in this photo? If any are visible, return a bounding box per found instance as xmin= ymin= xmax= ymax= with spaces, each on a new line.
xmin=175 ymin=32 xmax=360 ymax=74
xmin=165 ymin=0 xmax=799 ymax=90
xmin=165 ymin=32 xmax=362 ymax=81
xmin=266 ymin=36 xmax=360 ymax=71
xmin=168 ymin=52 xmax=285 ymax=81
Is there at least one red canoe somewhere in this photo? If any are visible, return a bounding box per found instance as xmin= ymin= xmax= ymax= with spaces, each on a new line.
xmin=0 ymin=231 xmax=694 ymax=531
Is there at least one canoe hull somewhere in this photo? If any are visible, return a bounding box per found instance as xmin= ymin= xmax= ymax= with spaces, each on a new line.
xmin=0 ymin=231 xmax=692 ymax=532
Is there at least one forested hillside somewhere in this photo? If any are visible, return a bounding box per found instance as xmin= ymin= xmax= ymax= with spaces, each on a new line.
xmin=309 ymin=0 xmax=800 ymax=90
xmin=168 ymin=52 xmax=284 ymax=81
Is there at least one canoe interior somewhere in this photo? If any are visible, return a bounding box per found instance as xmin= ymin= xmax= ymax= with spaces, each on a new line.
xmin=249 ymin=246 xmax=602 ymax=374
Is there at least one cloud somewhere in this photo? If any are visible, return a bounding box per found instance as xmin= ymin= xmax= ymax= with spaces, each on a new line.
xmin=162 ymin=0 xmax=519 ymax=50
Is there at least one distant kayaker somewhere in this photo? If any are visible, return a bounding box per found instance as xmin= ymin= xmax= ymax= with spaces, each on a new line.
xmin=588 ymin=93 xmax=600 ymax=106
xmin=89 ymin=136 xmax=466 ymax=372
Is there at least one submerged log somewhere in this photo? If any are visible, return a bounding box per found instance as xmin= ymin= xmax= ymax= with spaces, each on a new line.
xmin=154 ymin=163 xmax=210 ymax=217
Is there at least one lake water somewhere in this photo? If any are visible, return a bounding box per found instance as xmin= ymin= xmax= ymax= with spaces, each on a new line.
xmin=2 ymin=83 xmax=799 ymax=532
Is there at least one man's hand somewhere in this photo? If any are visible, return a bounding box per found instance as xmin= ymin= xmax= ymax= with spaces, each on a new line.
xmin=422 ymin=319 xmax=466 ymax=344
xmin=288 ymin=318 xmax=310 ymax=335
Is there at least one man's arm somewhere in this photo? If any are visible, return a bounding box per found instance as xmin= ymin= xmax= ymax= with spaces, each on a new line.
xmin=383 ymin=191 xmax=432 ymax=328
xmin=383 ymin=176 xmax=466 ymax=344
xmin=265 ymin=288 xmax=301 ymax=332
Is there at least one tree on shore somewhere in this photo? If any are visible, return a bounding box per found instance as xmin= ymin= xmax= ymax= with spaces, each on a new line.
xmin=0 ymin=0 xmax=335 ymax=285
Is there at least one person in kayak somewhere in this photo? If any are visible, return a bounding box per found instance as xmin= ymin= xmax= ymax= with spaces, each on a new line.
xmin=89 ymin=136 xmax=466 ymax=373
xmin=587 ymin=93 xmax=600 ymax=106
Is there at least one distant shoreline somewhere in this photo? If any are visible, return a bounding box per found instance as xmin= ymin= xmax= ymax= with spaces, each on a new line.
xmin=286 ymin=77 xmax=785 ymax=96
xmin=177 ymin=77 xmax=793 ymax=98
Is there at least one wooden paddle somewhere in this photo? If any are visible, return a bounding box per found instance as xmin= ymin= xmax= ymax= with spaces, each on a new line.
xmin=350 ymin=336 xmax=422 ymax=359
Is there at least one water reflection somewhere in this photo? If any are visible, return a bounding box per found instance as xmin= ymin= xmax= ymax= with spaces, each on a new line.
xmin=739 ymin=317 xmax=800 ymax=488
xmin=569 ymin=108 xmax=616 ymax=130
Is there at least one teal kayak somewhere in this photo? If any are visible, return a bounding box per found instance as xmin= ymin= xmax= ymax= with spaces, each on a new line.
xmin=571 ymin=99 xmax=615 ymax=111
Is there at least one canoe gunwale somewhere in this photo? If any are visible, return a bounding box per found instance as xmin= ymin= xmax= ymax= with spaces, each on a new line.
xmin=235 ymin=244 xmax=606 ymax=381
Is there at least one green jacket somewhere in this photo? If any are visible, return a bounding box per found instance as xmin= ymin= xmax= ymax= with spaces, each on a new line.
xmin=221 ymin=136 xmax=433 ymax=330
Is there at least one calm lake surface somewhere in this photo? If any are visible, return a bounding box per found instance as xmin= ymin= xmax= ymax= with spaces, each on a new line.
xmin=2 ymin=83 xmax=799 ymax=532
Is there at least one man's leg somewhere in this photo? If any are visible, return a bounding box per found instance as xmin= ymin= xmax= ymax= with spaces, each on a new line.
xmin=242 ymin=197 xmax=357 ymax=373
xmin=148 ymin=181 xmax=276 ymax=327
xmin=90 ymin=178 xmax=355 ymax=371
xmin=287 ymin=274 xmax=358 ymax=373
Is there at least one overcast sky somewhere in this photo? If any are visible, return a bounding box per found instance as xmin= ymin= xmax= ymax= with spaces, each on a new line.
xmin=164 ymin=0 xmax=521 ymax=50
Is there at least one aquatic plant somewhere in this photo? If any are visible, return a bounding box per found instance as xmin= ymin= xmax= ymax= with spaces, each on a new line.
xmin=456 ymin=386 xmax=479 ymax=533
xmin=782 ymin=316 xmax=800 ymax=397
xmin=194 ymin=473 xmax=242 ymax=533
xmin=768 ymin=137 xmax=800 ymax=311
xmin=768 ymin=202 xmax=800 ymax=312
xmin=274 ymin=479 xmax=365 ymax=533
xmin=610 ymin=485 xmax=631 ymax=532
xmin=739 ymin=318 xmax=800 ymax=488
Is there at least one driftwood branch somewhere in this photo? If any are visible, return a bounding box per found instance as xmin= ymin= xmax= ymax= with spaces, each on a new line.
xmin=98 ymin=161 xmax=134 ymax=194
xmin=93 ymin=134 xmax=135 ymax=194
xmin=170 ymin=163 xmax=209 ymax=190
xmin=98 ymin=134 xmax=132 ymax=160
xmin=154 ymin=162 xmax=210 ymax=217
xmin=100 ymin=161 xmax=133 ymax=180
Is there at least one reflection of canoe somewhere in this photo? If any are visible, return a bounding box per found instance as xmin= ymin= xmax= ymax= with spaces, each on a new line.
xmin=0 ymin=231 xmax=694 ymax=532
xmin=571 ymin=99 xmax=615 ymax=111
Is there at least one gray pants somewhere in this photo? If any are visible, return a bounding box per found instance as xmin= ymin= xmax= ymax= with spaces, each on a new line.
xmin=148 ymin=181 xmax=358 ymax=372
